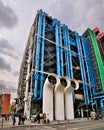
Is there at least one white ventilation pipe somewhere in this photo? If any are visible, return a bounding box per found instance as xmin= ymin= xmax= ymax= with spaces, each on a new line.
xmin=64 ymin=79 xmax=79 ymax=120
xmin=43 ymin=73 xmax=59 ymax=121
xmin=54 ymin=77 xmax=67 ymax=120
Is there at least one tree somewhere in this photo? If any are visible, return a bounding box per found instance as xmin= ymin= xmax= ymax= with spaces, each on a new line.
xmin=9 ymin=101 xmax=16 ymax=114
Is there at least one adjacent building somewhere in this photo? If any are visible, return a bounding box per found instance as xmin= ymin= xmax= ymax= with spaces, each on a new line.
xmin=0 ymin=93 xmax=11 ymax=116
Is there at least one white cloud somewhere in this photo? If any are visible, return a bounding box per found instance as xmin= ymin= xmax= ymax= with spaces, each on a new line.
xmin=70 ymin=0 xmax=104 ymax=33
xmin=0 ymin=0 xmax=104 ymax=99
xmin=0 ymin=0 xmax=18 ymax=29
xmin=1 ymin=0 xmax=103 ymax=54
xmin=0 ymin=38 xmax=20 ymax=99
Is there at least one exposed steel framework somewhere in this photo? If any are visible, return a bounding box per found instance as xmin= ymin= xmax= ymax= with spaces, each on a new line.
xmin=17 ymin=10 xmax=104 ymax=118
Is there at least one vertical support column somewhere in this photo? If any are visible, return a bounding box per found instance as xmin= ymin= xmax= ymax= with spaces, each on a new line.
xmin=34 ymin=10 xmax=43 ymax=99
xmin=81 ymin=37 xmax=96 ymax=108
xmin=28 ymin=92 xmax=33 ymax=118
xmin=39 ymin=13 xmax=46 ymax=99
xmin=24 ymin=37 xmax=32 ymax=117
xmin=55 ymin=20 xmax=61 ymax=76
xmin=63 ymin=25 xmax=70 ymax=78
xmin=81 ymin=108 xmax=84 ymax=118
xmin=59 ymin=23 xmax=64 ymax=76
xmin=66 ymin=28 xmax=73 ymax=79
xmin=65 ymin=27 xmax=75 ymax=103
xmin=29 ymin=24 xmax=37 ymax=117
xmin=75 ymin=32 xmax=87 ymax=104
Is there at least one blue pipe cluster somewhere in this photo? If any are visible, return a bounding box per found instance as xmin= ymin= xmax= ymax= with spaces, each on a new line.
xmin=63 ymin=26 xmax=71 ymax=78
xmin=34 ymin=10 xmax=45 ymax=100
xmin=33 ymin=10 xmax=104 ymax=110
xmin=75 ymin=33 xmax=87 ymax=104
xmin=58 ymin=22 xmax=64 ymax=77
xmin=53 ymin=20 xmax=73 ymax=78
xmin=66 ymin=28 xmax=73 ymax=79
xmin=55 ymin=20 xmax=61 ymax=76
xmin=81 ymin=37 xmax=96 ymax=105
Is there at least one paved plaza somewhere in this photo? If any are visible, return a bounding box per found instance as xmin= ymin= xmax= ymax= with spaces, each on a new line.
xmin=1 ymin=117 xmax=104 ymax=130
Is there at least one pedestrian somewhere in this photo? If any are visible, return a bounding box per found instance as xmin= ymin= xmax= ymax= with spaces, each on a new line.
xmin=39 ymin=113 xmax=43 ymax=123
xmin=7 ymin=115 xmax=9 ymax=121
xmin=43 ymin=113 xmax=47 ymax=123
xmin=18 ymin=114 xmax=22 ymax=125
xmin=13 ymin=114 xmax=16 ymax=125
xmin=21 ymin=114 xmax=26 ymax=125
xmin=37 ymin=113 xmax=40 ymax=124
xmin=47 ymin=114 xmax=50 ymax=123
xmin=5 ymin=115 xmax=7 ymax=121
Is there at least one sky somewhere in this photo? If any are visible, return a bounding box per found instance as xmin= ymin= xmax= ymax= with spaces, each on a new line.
xmin=0 ymin=0 xmax=104 ymax=99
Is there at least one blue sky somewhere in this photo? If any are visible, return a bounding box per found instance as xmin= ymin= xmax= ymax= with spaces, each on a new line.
xmin=0 ymin=0 xmax=104 ymax=99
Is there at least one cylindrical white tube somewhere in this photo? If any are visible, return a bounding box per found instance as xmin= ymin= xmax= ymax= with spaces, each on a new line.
xmin=54 ymin=77 xmax=67 ymax=120
xmin=81 ymin=108 xmax=84 ymax=118
xmin=43 ymin=73 xmax=58 ymax=121
xmin=65 ymin=79 xmax=79 ymax=120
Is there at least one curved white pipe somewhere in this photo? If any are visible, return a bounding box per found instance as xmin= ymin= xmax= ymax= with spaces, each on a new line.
xmin=54 ymin=77 xmax=67 ymax=120
xmin=65 ymin=79 xmax=79 ymax=120
xmin=43 ymin=73 xmax=58 ymax=121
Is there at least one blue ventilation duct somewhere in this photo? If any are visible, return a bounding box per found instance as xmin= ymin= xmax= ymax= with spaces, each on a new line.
xmin=66 ymin=27 xmax=73 ymax=79
xmin=63 ymin=25 xmax=71 ymax=78
xmin=59 ymin=22 xmax=64 ymax=76
xmin=81 ymin=37 xmax=96 ymax=105
xmin=34 ymin=11 xmax=45 ymax=100
xmin=55 ymin=19 xmax=61 ymax=76
xmin=75 ymin=32 xmax=87 ymax=104
xmin=39 ymin=13 xmax=46 ymax=100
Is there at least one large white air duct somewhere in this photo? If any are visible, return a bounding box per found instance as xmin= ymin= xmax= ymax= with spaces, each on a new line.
xmin=54 ymin=77 xmax=67 ymax=120
xmin=43 ymin=73 xmax=59 ymax=121
xmin=64 ymin=79 xmax=79 ymax=120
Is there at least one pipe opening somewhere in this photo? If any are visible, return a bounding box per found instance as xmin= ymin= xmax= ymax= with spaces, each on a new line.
xmin=48 ymin=75 xmax=57 ymax=85
xmin=60 ymin=78 xmax=67 ymax=87
xmin=71 ymin=80 xmax=76 ymax=89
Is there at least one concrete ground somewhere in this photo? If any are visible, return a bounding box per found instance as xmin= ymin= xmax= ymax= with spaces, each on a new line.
xmin=0 ymin=117 xmax=88 ymax=129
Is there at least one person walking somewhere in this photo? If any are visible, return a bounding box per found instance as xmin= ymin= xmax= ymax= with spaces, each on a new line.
xmin=21 ymin=114 xmax=26 ymax=125
xmin=13 ymin=114 xmax=16 ymax=125
xmin=43 ymin=113 xmax=47 ymax=123
xmin=47 ymin=114 xmax=50 ymax=123
xmin=18 ymin=114 xmax=22 ymax=125
xmin=37 ymin=113 xmax=40 ymax=124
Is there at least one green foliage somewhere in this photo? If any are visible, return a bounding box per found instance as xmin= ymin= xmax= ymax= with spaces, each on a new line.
xmin=9 ymin=101 xmax=15 ymax=114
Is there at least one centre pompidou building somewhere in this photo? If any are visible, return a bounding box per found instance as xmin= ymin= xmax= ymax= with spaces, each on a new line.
xmin=17 ymin=10 xmax=104 ymax=119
